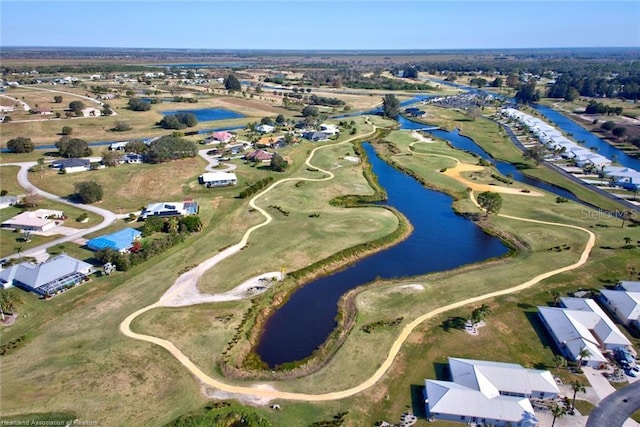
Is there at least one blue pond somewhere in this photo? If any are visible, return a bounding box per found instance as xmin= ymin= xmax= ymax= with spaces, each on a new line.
xmin=256 ymin=143 xmax=509 ymax=367
xmin=160 ymin=108 xmax=245 ymax=122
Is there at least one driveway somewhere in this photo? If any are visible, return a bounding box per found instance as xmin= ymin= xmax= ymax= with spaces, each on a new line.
xmin=582 ymin=367 xmax=617 ymax=401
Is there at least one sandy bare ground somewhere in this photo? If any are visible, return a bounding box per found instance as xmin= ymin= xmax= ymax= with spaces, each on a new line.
xmin=409 ymin=143 xmax=544 ymax=196
xmin=120 ymin=124 xmax=595 ymax=402
xmin=0 ymin=94 xmax=31 ymax=111
xmin=409 ymin=131 xmax=436 ymax=143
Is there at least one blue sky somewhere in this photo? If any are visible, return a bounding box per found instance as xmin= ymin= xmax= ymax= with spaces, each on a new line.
xmin=2 ymin=1 xmax=639 ymax=49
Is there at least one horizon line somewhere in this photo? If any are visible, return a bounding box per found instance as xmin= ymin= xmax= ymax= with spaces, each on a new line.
xmin=2 ymin=45 xmax=639 ymax=52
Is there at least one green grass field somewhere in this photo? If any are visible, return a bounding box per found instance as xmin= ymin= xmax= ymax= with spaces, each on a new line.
xmin=1 ymin=100 xmax=638 ymax=426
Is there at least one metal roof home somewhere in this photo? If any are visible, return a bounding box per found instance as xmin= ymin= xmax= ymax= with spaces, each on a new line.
xmin=50 ymin=158 xmax=90 ymax=169
xmin=0 ymin=254 xmax=94 ymax=297
xmin=245 ymin=149 xmax=273 ymax=162
xmin=599 ymin=289 xmax=640 ymax=331
xmin=424 ymin=357 xmax=557 ymax=426
xmin=86 ymin=227 xmax=142 ymax=252
xmin=618 ymin=281 xmax=640 ymax=292
xmin=199 ymin=171 xmax=237 ymax=187
xmin=538 ymin=297 xmax=632 ymax=367
xmin=1 ymin=209 xmax=64 ymax=232
xmin=140 ymin=200 xmax=198 ymax=219
xmin=0 ymin=195 xmax=20 ymax=209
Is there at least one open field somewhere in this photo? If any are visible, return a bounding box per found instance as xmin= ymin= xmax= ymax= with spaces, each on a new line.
xmin=2 ymin=82 xmax=639 ymax=427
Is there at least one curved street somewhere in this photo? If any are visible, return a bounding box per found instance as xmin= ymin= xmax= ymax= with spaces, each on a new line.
xmin=587 ymin=381 xmax=640 ymax=427
xmin=1 ymin=162 xmax=118 ymax=260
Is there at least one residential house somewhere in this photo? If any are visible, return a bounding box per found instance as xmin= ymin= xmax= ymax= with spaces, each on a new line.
xmin=602 ymin=166 xmax=640 ymax=192
xmin=599 ymin=289 xmax=640 ymax=332
xmin=256 ymin=124 xmax=275 ymax=133
xmin=0 ymin=254 xmax=94 ymax=297
xmin=50 ymin=158 xmax=91 ymax=173
xmin=123 ymin=153 xmax=144 ymax=164
xmin=303 ymin=131 xmax=330 ymax=142
xmin=211 ymin=131 xmax=234 ymax=143
xmin=245 ymin=149 xmax=273 ymax=163
xmin=109 ymin=141 xmax=130 ymax=151
xmin=257 ymin=136 xmax=283 ymax=148
xmin=86 ymin=228 xmax=142 ymax=253
xmin=31 ymin=108 xmax=53 ymax=115
xmin=424 ymin=357 xmax=558 ymax=426
xmin=319 ymin=124 xmax=340 ymax=135
xmin=0 ymin=195 xmax=20 ymax=209
xmin=225 ymin=142 xmax=246 ymax=155
xmin=199 ymin=171 xmax=238 ymax=187
xmin=1 ymin=209 xmax=64 ymax=232
xmin=618 ymin=281 xmax=640 ymax=292
xmin=140 ymin=200 xmax=199 ymax=219
xmin=538 ymin=297 xmax=632 ymax=367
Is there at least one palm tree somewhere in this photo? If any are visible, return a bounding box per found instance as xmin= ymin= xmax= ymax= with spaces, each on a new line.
xmin=0 ymin=290 xmax=21 ymax=321
xmin=470 ymin=304 xmax=492 ymax=326
xmin=553 ymin=355 xmax=567 ymax=373
xmin=551 ymin=290 xmax=562 ymax=306
xmin=577 ymin=346 xmax=593 ymax=366
xmin=621 ymin=211 xmax=632 ymax=228
xmin=623 ymin=236 xmax=633 ymax=248
xmin=551 ymin=402 xmax=567 ymax=427
xmin=628 ymin=265 xmax=639 ymax=281
xmin=570 ymin=381 xmax=586 ymax=413
xmin=14 ymin=246 xmax=23 ymax=261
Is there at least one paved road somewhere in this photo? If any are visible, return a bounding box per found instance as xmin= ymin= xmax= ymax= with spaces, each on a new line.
xmin=2 ymin=162 xmax=118 ymax=259
xmin=587 ymin=380 xmax=640 ymax=427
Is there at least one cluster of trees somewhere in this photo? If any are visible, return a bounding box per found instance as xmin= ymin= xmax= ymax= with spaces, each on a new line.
xmin=145 ymin=135 xmax=197 ymax=163
xmin=157 ymin=112 xmax=198 ymax=130
xmin=600 ymin=121 xmax=628 ymax=138
xmin=238 ymin=177 xmax=274 ymax=199
xmin=270 ymin=153 xmax=288 ymax=172
xmin=307 ymin=94 xmax=345 ymax=107
xmin=584 ymin=101 xmax=624 ymax=115
xmin=56 ymin=137 xmax=92 ymax=158
xmin=128 ymin=98 xmax=151 ymax=111
xmin=382 ymin=94 xmax=400 ymax=119
xmin=548 ymin=73 xmax=640 ymax=101
xmin=95 ymin=215 xmax=202 ymax=271
xmin=469 ymin=77 xmax=489 ymax=88
xmin=301 ymin=105 xmax=319 ymax=117
xmin=477 ymin=191 xmax=503 ymax=217
xmin=224 ymin=74 xmax=242 ymax=92
xmin=514 ymin=80 xmax=541 ymax=104
xmin=6 ymin=137 xmax=34 ymax=153
xmin=74 ymin=181 xmax=103 ymax=203
xmin=69 ymin=101 xmax=85 ymax=116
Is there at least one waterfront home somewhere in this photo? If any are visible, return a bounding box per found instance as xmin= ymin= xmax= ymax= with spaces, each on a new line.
xmin=109 ymin=141 xmax=130 ymax=151
xmin=211 ymin=131 xmax=234 ymax=143
xmin=538 ymin=297 xmax=632 ymax=367
xmin=303 ymin=131 xmax=330 ymax=142
xmin=86 ymin=228 xmax=142 ymax=253
xmin=424 ymin=357 xmax=558 ymax=426
xmin=199 ymin=171 xmax=238 ymax=187
xmin=319 ymin=123 xmax=340 ymax=135
xmin=1 ymin=209 xmax=64 ymax=232
xmin=602 ymin=166 xmax=640 ymax=191
xmin=0 ymin=254 xmax=94 ymax=297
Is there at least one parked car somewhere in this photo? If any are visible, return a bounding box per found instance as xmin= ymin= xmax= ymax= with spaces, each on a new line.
xmin=627 ymin=366 xmax=640 ymax=377
xmin=616 ymin=348 xmax=635 ymax=364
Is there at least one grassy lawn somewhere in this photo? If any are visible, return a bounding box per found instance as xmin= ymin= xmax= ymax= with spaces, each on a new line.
xmin=0 ymin=228 xmax=61 ymax=258
xmin=1 ymin=99 xmax=638 ymax=426
xmin=0 ymin=165 xmax=23 ymax=194
xmin=573 ymin=399 xmax=595 ymax=416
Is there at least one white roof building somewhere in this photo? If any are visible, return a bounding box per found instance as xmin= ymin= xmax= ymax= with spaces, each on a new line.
xmin=256 ymin=124 xmax=275 ymax=133
xmin=199 ymin=171 xmax=237 ymax=187
xmin=599 ymin=289 xmax=640 ymax=331
xmin=1 ymin=209 xmax=64 ymax=232
xmin=424 ymin=357 xmax=558 ymax=426
xmin=538 ymin=297 xmax=632 ymax=367
xmin=618 ymin=281 xmax=640 ymax=292
xmin=140 ymin=200 xmax=199 ymax=219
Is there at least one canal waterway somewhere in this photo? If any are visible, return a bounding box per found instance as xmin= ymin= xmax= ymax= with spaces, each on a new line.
xmin=255 ymin=142 xmax=509 ymax=367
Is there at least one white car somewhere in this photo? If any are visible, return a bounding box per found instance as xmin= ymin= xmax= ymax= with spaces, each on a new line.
xmin=627 ymin=366 xmax=640 ymax=377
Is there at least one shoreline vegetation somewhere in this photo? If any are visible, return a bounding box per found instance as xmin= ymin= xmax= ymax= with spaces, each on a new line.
xmin=219 ymin=132 xmax=523 ymax=380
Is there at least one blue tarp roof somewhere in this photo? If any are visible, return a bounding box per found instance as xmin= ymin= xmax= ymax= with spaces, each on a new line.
xmin=87 ymin=227 xmax=142 ymax=251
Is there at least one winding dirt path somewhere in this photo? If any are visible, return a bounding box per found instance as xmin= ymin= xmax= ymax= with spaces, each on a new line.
xmin=120 ymin=127 xmax=596 ymax=402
